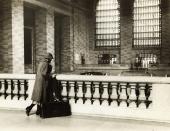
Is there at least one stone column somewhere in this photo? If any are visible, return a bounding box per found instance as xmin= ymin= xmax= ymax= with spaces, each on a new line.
xmin=35 ymin=8 xmax=56 ymax=72
xmin=60 ymin=16 xmax=73 ymax=72
xmin=161 ymin=0 xmax=170 ymax=64
xmin=35 ymin=8 xmax=47 ymax=70
xmin=0 ymin=1 xmax=2 ymax=68
xmin=12 ymin=0 xmax=24 ymax=73
xmin=46 ymin=9 xmax=55 ymax=72
xmin=0 ymin=0 xmax=24 ymax=73
xmin=120 ymin=0 xmax=134 ymax=64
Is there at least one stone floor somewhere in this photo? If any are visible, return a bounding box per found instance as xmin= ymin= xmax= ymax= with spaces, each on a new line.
xmin=0 ymin=109 xmax=170 ymax=131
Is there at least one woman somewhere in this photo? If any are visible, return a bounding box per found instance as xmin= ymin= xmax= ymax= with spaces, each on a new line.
xmin=26 ymin=53 xmax=53 ymax=116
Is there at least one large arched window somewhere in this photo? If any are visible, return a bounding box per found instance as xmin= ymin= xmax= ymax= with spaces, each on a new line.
xmin=133 ymin=0 xmax=161 ymax=47
xmin=95 ymin=0 xmax=120 ymax=48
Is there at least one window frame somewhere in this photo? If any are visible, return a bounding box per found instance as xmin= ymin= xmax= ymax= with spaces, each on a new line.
xmin=132 ymin=0 xmax=162 ymax=48
xmin=95 ymin=0 xmax=121 ymax=49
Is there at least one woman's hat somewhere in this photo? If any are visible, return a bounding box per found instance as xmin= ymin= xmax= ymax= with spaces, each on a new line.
xmin=44 ymin=53 xmax=53 ymax=60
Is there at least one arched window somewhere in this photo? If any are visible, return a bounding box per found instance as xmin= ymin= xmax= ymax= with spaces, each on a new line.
xmin=133 ymin=0 xmax=161 ymax=47
xmin=95 ymin=0 xmax=120 ymax=48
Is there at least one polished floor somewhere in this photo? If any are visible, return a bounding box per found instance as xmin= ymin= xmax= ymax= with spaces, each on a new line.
xmin=0 ymin=109 xmax=170 ymax=131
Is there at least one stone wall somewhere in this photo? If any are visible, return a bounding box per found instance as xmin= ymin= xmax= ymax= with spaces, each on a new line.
xmin=161 ymin=0 xmax=170 ymax=64
xmin=52 ymin=0 xmax=170 ymax=72
xmin=0 ymin=0 xmax=170 ymax=74
xmin=0 ymin=0 xmax=13 ymax=73
xmin=0 ymin=0 xmax=2 ymax=71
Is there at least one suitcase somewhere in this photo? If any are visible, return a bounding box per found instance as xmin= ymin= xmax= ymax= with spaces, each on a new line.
xmin=40 ymin=101 xmax=72 ymax=118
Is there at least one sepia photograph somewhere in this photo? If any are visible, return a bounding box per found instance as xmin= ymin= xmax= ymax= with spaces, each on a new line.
xmin=0 ymin=0 xmax=170 ymax=130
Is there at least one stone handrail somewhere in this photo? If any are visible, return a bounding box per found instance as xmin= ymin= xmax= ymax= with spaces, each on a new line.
xmin=56 ymin=74 xmax=170 ymax=84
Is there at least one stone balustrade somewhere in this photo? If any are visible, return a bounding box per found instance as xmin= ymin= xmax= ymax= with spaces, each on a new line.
xmin=0 ymin=74 xmax=170 ymax=122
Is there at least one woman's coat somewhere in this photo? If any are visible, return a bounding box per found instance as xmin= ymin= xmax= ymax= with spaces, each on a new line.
xmin=31 ymin=59 xmax=52 ymax=103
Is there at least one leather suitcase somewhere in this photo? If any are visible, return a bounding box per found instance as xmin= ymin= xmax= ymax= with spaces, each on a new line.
xmin=40 ymin=101 xmax=71 ymax=118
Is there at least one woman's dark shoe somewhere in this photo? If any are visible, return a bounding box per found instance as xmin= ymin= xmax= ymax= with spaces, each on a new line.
xmin=25 ymin=106 xmax=31 ymax=116
xmin=36 ymin=105 xmax=41 ymax=115
xmin=25 ymin=104 xmax=35 ymax=116
xmin=36 ymin=110 xmax=40 ymax=115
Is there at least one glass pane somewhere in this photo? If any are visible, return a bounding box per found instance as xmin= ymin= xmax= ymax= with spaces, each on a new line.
xmin=95 ymin=0 xmax=120 ymax=47
xmin=133 ymin=0 xmax=161 ymax=47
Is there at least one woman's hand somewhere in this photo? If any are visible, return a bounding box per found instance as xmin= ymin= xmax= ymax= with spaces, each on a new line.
xmin=52 ymin=74 xmax=56 ymax=78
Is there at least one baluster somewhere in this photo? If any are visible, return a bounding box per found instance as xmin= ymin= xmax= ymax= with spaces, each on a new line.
xmin=107 ymin=82 xmax=113 ymax=105
xmin=13 ymin=80 xmax=18 ymax=100
xmin=148 ymin=84 xmax=152 ymax=101
xmin=145 ymin=83 xmax=152 ymax=108
xmin=11 ymin=80 xmax=14 ymax=100
xmin=102 ymin=82 xmax=108 ymax=99
xmin=116 ymin=83 xmax=121 ymax=106
xmin=129 ymin=83 xmax=137 ymax=107
xmin=138 ymin=83 xmax=146 ymax=108
xmin=85 ymin=82 xmax=91 ymax=98
xmin=24 ymin=80 xmax=28 ymax=100
xmin=93 ymin=82 xmax=100 ymax=98
xmin=110 ymin=83 xmax=117 ymax=103
xmin=60 ymin=81 xmax=65 ymax=96
xmin=90 ymin=82 xmax=95 ymax=104
xmin=102 ymin=82 xmax=108 ymax=106
xmin=58 ymin=80 xmax=64 ymax=101
xmin=17 ymin=80 xmax=21 ymax=100
xmin=145 ymin=83 xmax=151 ymax=100
xmin=135 ymin=83 xmax=140 ymax=107
xmin=6 ymin=80 xmax=11 ymax=99
xmin=20 ymin=80 xmax=25 ymax=100
xmin=126 ymin=83 xmax=131 ymax=107
xmin=120 ymin=83 xmax=127 ymax=99
xmin=99 ymin=82 xmax=104 ymax=105
xmin=55 ymin=80 xmax=63 ymax=101
xmin=0 ymin=80 xmax=5 ymax=99
xmin=66 ymin=81 xmax=71 ymax=101
xmin=69 ymin=82 xmax=75 ymax=102
xmin=139 ymin=84 xmax=146 ymax=100
xmin=119 ymin=83 xmax=127 ymax=107
xmin=74 ymin=81 xmax=79 ymax=103
xmin=77 ymin=82 xmax=83 ymax=98
xmin=4 ymin=80 xmax=8 ymax=99
xmin=82 ymin=81 xmax=87 ymax=104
